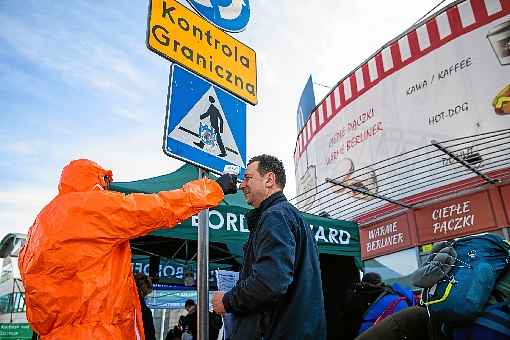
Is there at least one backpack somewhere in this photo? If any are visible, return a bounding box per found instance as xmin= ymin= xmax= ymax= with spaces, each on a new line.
xmin=422 ymin=234 xmax=510 ymax=324
xmin=359 ymin=284 xmax=414 ymax=334
xmin=469 ymin=265 xmax=510 ymax=336
xmin=374 ymin=296 xmax=407 ymax=324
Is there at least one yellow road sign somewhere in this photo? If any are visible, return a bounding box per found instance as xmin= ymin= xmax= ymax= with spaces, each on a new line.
xmin=147 ymin=0 xmax=257 ymax=105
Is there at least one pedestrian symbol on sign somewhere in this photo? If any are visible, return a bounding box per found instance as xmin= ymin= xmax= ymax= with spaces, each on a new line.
xmin=163 ymin=64 xmax=246 ymax=176
xmin=194 ymin=96 xmax=227 ymax=158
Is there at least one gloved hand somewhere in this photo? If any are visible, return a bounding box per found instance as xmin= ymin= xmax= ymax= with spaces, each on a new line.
xmin=216 ymin=173 xmax=237 ymax=195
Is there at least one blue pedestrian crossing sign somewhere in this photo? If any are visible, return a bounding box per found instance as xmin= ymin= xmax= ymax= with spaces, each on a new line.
xmin=163 ymin=64 xmax=246 ymax=177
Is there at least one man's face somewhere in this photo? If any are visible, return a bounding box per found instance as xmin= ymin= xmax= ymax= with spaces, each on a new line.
xmin=240 ymin=161 xmax=272 ymax=208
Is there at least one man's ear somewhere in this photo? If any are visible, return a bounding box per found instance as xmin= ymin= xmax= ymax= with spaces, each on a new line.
xmin=265 ymin=172 xmax=276 ymax=188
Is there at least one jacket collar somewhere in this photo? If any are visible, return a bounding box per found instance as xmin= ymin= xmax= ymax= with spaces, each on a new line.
xmin=259 ymin=190 xmax=285 ymax=212
xmin=246 ymin=191 xmax=286 ymax=231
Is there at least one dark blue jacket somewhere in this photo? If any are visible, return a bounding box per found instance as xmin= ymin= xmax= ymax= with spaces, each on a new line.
xmin=223 ymin=192 xmax=326 ymax=340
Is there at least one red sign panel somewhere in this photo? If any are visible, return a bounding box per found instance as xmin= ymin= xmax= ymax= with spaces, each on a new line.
xmin=501 ymin=185 xmax=510 ymax=223
xmin=360 ymin=214 xmax=412 ymax=259
xmin=415 ymin=191 xmax=496 ymax=243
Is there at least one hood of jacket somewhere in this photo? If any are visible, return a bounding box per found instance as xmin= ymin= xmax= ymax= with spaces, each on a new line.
xmin=354 ymin=282 xmax=386 ymax=296
xmin=58 ymin=159 xmax=113 ymax=195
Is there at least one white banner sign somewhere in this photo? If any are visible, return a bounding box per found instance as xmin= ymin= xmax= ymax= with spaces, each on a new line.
xmin=294 ymin=0 xmax=510 ymax=219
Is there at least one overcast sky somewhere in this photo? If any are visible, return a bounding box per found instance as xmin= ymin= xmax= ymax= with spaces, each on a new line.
xmin=0 ymin=0 xmax=455 ymax=239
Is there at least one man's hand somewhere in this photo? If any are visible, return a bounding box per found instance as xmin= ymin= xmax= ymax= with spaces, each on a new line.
xmin=216 ymin=173 xmax=237 ymax=195
xmin=212 ymin=291 xmax=226 ymax=315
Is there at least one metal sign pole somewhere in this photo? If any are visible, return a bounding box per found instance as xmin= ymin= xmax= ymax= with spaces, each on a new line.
xmin=197 ymin=167 xmax=209 ymax=340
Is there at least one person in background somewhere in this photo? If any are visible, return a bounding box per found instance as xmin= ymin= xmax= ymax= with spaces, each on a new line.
xmin=212 ymin=154 xmax=326 ymax=340
xmin=181 ymin=299 xmax=196 ymax=340
xmin=344 ymin=273 xmax=387 ymax=338
xmin=165 ymin=326 xmax=183 ymax=340
xmin=135 ymin=273 xmax=156 ymax=340
xmin=209 ymin=310 xmax=223 ymax=340
xmin=345 ymin=272 xmax=415 ymax=337
xmin=180 ymin=299 xmax=222 ymax=340
xmin=19 ymin=159 xmax=237 ymax=339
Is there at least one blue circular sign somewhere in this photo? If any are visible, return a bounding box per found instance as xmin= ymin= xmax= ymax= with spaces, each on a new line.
xmin=186 ymin=0 xmax=251 ymax=32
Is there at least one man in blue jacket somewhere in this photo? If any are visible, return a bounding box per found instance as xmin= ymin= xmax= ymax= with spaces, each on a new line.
xmin=212 ymin=154 xmax=326 ymax=340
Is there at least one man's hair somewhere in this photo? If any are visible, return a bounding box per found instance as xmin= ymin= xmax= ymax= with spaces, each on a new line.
xmin=248 ymin=154 xmax=286 ymax=189
xmin=184 ymin=299 xmax=195 ymax=308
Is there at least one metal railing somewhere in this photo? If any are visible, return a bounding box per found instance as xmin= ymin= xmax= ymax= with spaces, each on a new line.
xmin=290 ymin=129 xmax=510 ymax=223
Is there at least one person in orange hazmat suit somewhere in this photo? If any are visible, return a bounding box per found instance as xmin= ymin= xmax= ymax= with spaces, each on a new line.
xmin=19 ymin=159 xmax=237 ymax=339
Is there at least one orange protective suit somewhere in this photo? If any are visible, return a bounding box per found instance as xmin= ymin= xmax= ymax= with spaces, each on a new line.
xmin=19 ymin=159 xmax=224 ymax=339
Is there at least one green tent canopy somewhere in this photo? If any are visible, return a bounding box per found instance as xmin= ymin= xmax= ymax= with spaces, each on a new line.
xmin=111 ymin=164 xmax=361 ymax=268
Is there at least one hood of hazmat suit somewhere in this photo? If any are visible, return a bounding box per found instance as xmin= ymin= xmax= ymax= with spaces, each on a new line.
xmin=19 ymin=159 xmax=223 ymax=339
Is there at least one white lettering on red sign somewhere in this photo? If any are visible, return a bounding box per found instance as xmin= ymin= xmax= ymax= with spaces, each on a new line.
xmin=366 ymin=221 xmax=405 ymax=253
xmin=431 ymin=200 xmax=475 ymax=235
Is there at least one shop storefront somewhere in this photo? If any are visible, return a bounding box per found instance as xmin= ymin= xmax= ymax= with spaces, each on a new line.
xmin=360 ymin=183 xmax=510 ymax=287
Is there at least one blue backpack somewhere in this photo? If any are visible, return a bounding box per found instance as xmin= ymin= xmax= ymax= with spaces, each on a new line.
xmin=422 ymin=234 xmax=510 ymax=324
xmin=454 ymin=267 xmax=510 ymax=337
xmin=451 ymin=301 xmax=510 ymax=338
xmin=359 ymin=283 xmax=415 ymax=334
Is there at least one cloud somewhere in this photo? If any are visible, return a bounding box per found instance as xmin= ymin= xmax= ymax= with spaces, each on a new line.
xmin=0 ymin=8 xmax=166 ymax=123
xmin=0 ymin=188 xmax=54 ymax=239
xmin=1 ymin=142 xmax=34 ymax=156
